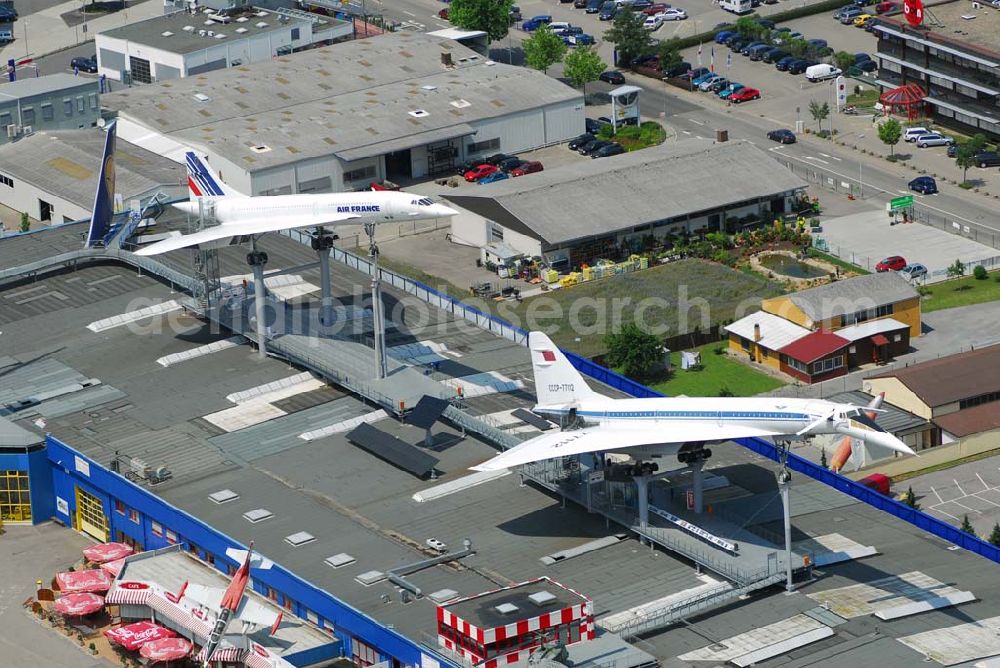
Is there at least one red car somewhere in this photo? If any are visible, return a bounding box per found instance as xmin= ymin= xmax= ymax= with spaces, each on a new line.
xmin=464 ymin=164 xmax=498 ymax=182
xmin=642 ymin=3 xmax=670 ymax=14
xmin=729 ymin=87 xmax=761 ymax=103
xmin=875 ymin=1 xmax=897 ymax=13
xmin=510 ymin=160 xmax=544 ymax=177
xmin=875 ymin=255 xmax=907 ymax=272
xmin=438 ymin=7 xmax=449 ymax=19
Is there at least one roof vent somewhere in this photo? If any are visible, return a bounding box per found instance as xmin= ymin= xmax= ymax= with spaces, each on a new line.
xmin=236 ymin=16 xmax=249 ymax=22
xmin=450 ymin=99 xmax=471 ymax=109
xmin=161 ymin=31 xmax=174 ymax=37
xmin=208 ymin=489 xmax=239 ymax=504
xmin=495 ymin=603 xmax=519 ymax=615
xmin=236 ymin=27 xmax=248 ymax=33
xmin=214 ymin=33 xmax=226 ymax=39
xmin=408 ymin=109 xmax=429 ymax=118
xmin=183 ymin=25 xmax=195 ymax=31
xmin=204 ymin=20 xmax=214 ymax=25
xmin=441 ymin=52 xmax=453 ymax=67
xmin=285 ymin=531 xmax=316 ymax=547
xmin=256 ymin=21 xmax=268 ymax=28
xmin=529 ymin=591 xmax=557 ymax=606
xmin=249 ymin=144 xmax=272 ymax=153
xmin=256 ymin=10 xmax=269 ymax=16
xmin=207 ymin=30 xmax=215 ymax=37
xmin=243 ymin=508 xmax=273 ymax=523
xmin=193 ymin=93 xmax=211 ymax=102
xmin=198 ymin=29 xmax=207 ymax=36
xmin=324 ymin=553 xmax=356 ymax=569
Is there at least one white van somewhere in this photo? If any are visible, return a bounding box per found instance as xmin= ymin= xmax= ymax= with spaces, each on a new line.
xmin=903 ymin=126 xmax=931 ymax=142
xmin=805 ymin=64 xmax=842 ymax=82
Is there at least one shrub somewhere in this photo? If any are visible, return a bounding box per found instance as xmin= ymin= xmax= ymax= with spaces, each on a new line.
xmin=974 ymin=265 xmax=988 ymax=280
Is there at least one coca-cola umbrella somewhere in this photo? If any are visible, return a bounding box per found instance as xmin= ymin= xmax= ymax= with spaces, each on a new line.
xmin=83 ymin=542 xmax=134 ymax=564
xmin=104 ymin=621 xmax=177 ymax=651
xmin=53 ymin=593 xmax=105 ymax=617
xmin=100 ymin=557 xmax=127 ymax=577
xmin=56 ymin=569 xmax=113 ymax=593
xmin=140 ymin=637 xmax=192 ymax=663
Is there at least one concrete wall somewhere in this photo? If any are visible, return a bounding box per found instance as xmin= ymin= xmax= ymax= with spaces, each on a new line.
xmin=865 ymin=376 xmax=932 ymax=419
xmin=0 ymin=82 xmax=100 ymax=144
xmin=727 ymin=334 xmax=782 ymax=371
xmin=0 ymin=167 xmax=90 ymax=224
xmin=0 ymin=447 xmax=54 ymax=524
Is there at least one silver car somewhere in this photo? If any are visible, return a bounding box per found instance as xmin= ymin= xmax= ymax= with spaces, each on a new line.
xmin=900 ymin=263 xmax=927 ymax=280
xmin=915 ymin=133 xmax=954 ymax=148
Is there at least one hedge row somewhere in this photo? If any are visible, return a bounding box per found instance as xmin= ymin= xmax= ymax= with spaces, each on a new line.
xmin=666 ymin=0 xmax=852 ymax=51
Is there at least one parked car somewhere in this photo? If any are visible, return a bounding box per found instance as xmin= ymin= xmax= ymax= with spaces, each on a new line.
xmin=856 ymin=59 xmax=878 ymax=72
xmin=853 ymin=13 xmax=874 ymax=26
xmin=643 ymin=15 xmax=663 ymax=29
xmin=864 ymin=17 xmax=881 ymax=32
xmin=767 ymin=128 xmax=797 ymax=144
xmin=464 ymin=164 xmax=498 ymax=182
xmin=775 ymin=55 xmax=798 ymax=71
xmin=875 ymin=1 xmax=898 ymax=12
xmin=900 ymin=263 xmax=928 ymax=280
xmin=71 ymin=56 xmax=98 ymax=73
xmin=586 ymin=0 xmax=604 ymax=11
xmin=698 ymin=75 xmax=726 ymax=91
xmin=747 ymin=44 xmax=773 ymax=60
xmin=663 ymin=60 xmax=692 ymax=78
xmin=915 ymin=133 xmax=954 ymax=148
xmin=591 ymin=143 xmax=625 ymax=158
xmin=718 ymin=82 xmax=745 ymax=98
xmin=632 ymin=0 xmax=655 ymax=8
xmin=808 ymin=38 xmax=828 ymax=49
xmin=585 ymin=117 xmax=610 ymax=133
xmin=579 ymin=139 xmax=612 ymax=155
xmin=456 ymin=159 xmax=482 ymax=175
xmin=574 ymin=0 xmax=590 ymax=7
xmin=0 ymin=5 xmax=17 ymax=21
xmin=478 ymin=171 xmax=509 ymax=185
xmin=643 ymin=2 xmax=671 ymax=13
xmin=740 ymin=41 xmax=767 ymax=56
xmin=564 ymin=33 xmax=595 ymax=45
xmin=692 ymin=71 xmax=719 ymax=87
xmin=903 ymin=126 xmax=931 ymax=142
xmin=682 ymin=66 xmax=710 ymax=81
xmin=715 ymin=30 xmax=737 ymax=43
xmin=708 ymin=77 xmax=732 ymax=93
xmin=974 ymin=151 xmax=1000 ymax=167
xmin=568 ymin=133 xmax=595 ymax=150
xmin=762 ymin=48 xmax=789 ymax=64
xmin=657 ymin=7 xmax=687 ymax=20
xmin=875 ymin=256 xmax=907 ymax=272
xmin=730 ymin=87 xmax=761 ymax=103
xmin=522 ymin=17 xmax=545 ymax=30
xmin=599 ymin=2 xmax=618 ymax=19
xmin=947 ymin=144 xmax=958 ymax=158
xmin=497 ymin=156 xmax=525 ymax=172
xmin=908 ymin=176 xmax=938 ymax=194
xmin=510 ymin=5 xmax=522 ymax=21
xmin=510 ymin=161 xmax=544 ymax=176
xmin=554 ymin=25 xmax=584 ymax=35
xmin=729 ymin=37 xmax=752 ymax=52
xmin=600 ymin=70 xmax=626 ymax=84
xmin=805 ymin=64 xmax=842 ymax=82
xmin=484 ymin=153 xmax=513 ymax=166
xmin=789 ymin=59 xmax=818 ymax=74
xmin=754 ymin=18 xmax=776 ymax=29
xmin=839 ymin=7 xmax=864 ymax=22
xmin=833 ymin=4 xmax=855 ymax=19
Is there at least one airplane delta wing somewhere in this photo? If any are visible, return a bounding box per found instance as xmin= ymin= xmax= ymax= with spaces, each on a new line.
xmin=181 ymin=582 xmax=226 ymax=610
xmin=472 ymin=423 xmax=785 ymax=472
xmin=133 ymin=213 xmax=360 ymax=256
xmin=234 ymin=597 xmax=282 ymax=631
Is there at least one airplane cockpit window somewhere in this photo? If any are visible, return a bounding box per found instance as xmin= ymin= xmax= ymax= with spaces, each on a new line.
xmin=417 ymin=198 xmax=434 ymax=206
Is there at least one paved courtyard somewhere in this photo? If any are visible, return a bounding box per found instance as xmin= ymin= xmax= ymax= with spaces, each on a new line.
xmin=907 ymin=457 xmax=1000 ymax=537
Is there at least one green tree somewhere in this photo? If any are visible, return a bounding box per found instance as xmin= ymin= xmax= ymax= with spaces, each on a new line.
xmin=448 ymin=0 xmax=513 ymax=42
xmin=735 ymin=16 xmax=764 ymax=39
xmin=947 ymin=258 xmax=966 ymax=278
xmin=902 ymin=486 xmax=920 ymax=510
xmin=522 ymin=24 xmax=567 ymax=74
xmin=656 ymin=38 xmax=683 ymax=77
xmin=974 ymin=265 xmax=988 ymax=280
xmin=820 ymin=448 xmax=827 ymax=469
xmin=604 ymin=323 xmax=663 ymax=380
xmin=833 ymin=50 xmax=856 ymax=73
xmin=19 ymin=212 xmax=30 ymax=233
xmin=877 ymin=117 xmax=902 ymax=157
xmin=955 ymin=142 xmax=977 ymax=184
xmin=604 ymin=9 xmax=652 ymax=67
xmin=960 ymin=514 xmax=976 ymax=535
xmin=563 ymin=46 xmax=605 ymax=95
xmin=989 ymin=522 xmax=1000 ymax=547
xmin=809 ymin=99 xmax=830 ymax=133
xmin=785 ymin=37 xmax=810 ymax=58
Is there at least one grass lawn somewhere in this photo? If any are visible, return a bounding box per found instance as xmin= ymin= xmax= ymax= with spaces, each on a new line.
xmin=807 ymin=247 xmax=871 ymax=275
xmin=846 ymin=89 xmax=879 ymax=106
xmin=920 ymin=272 xmax=1000 ymax=312
xmin=597 ymin=121 xmax=667 ymax=152
xmin=496 ymin=259 xmax=784 ymax=358
xmin=645 ymin=342 xmax=786 ymax=397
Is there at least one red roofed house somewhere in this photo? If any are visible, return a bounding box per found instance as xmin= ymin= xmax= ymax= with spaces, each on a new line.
xmin=778 ymin=330 xmax=851 ymax=383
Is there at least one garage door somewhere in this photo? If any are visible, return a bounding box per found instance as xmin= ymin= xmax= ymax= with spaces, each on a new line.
xmin=75 ymin=486 xmax=108 ymax=542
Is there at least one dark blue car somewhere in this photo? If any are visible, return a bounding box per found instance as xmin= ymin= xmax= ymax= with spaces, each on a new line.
xmin=908 ymin=176 xmax=937 ymax=194
xmin=715 ymin=30 xmax=736 ymax=44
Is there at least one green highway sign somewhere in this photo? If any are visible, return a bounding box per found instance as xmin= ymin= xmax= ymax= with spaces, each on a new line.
xmin=890 ymin=195 xmax=914 ymax=211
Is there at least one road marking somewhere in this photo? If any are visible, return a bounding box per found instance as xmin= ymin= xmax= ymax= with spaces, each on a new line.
xmin=897 ymin=190 xmax=910 ymax=195
xmin=976 ymin=473 xmax=989 ymax=490
xmin=403 ymin=9 xmax=416 ymax=16
xmin=746 ymin=140 xmax=756 ymax=146
xmin=955 ymin=479 xmax=967 ymax=496
xmin=682 ymin=130 xmax=692 ymax=135
xmin=803 ymin=156 xmax=830 ymax=165
xmin=930 ymin=486 xmax=944 ymax=504
xmin=929 ymin=506 xmax=961 ymax=522
xmin=972 ymin=492 xmax=1000 ymax=508
xmin=951 ymin=499 xmax=983 ymax=514
xmin=690 ymin=119 xmax=704 ymax=126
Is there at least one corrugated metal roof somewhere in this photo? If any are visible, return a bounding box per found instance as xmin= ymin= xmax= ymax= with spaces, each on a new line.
xmin=725 ymin=311 xmax=811 ymax=351
xmin=870 ymin=343 xmax=1000 ymax=407
xmin=935 ymin=402 xmax=1000 ymax=438
xmin=834 ymin=318 xmax=909 ymax=342
xmin=0 ymin=415 xmax=43 ymax=447
xmin=785 ymin=272 xmax=919 ymax=323
xmin=444 ymin=141 xmax=808 ymax=246
xmin=779 ymin=330 xmax=850 ymax=364
xmin=0 ymin=73 xmax=95 ymax=101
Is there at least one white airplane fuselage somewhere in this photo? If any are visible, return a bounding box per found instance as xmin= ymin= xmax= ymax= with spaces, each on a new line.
xmin=172 ymin=190 xmax=456 ymax=226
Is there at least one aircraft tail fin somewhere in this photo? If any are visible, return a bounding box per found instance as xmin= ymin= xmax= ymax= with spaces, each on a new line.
xmin=528 ymin=331 xmax=599 ymax=410
xmin=185 ymin=151 xmax=244 ymax=200
xmin=84 ymin=120 xmax=117 ymax=248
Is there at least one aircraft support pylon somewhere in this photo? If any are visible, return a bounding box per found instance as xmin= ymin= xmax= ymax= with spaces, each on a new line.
xmin=247 ymin=245 xmax=268 ymax=360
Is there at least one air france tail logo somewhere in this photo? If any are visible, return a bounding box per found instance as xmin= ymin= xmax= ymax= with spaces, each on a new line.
xmin=337 ymin=205 xmax=380 ymax=213
xmin=541 ymin=350 xmax=557 ymax=362
xmin=185 ymin=152 xmax=225 ymax=197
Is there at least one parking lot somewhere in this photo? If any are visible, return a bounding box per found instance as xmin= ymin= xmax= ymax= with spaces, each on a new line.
xmin=909 ymin=458 xmax=1000 ymax=537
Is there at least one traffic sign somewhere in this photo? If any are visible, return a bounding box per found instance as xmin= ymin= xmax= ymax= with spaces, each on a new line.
xmin=889 ymin=195 xmax=914 ymax=210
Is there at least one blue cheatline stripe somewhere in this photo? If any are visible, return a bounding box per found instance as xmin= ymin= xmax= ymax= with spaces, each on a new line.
xmin=185 ymin=153 xmax=224 ymax=196
xmin=574 ymin=410 xmax=808 ymax=421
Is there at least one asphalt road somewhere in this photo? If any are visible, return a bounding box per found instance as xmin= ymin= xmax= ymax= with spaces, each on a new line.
xmin=907 ymin=457 xmax=1000 ymax=537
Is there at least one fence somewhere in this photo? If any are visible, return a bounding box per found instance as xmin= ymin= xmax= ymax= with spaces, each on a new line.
xmin=814 ymin=237 xmax=1000 ymax=280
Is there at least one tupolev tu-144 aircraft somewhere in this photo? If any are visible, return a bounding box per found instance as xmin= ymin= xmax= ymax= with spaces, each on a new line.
xmin=473 ymin=332 xmax=916 ymax=472
xmin=133 ymin=152 xmax=457 ymax=256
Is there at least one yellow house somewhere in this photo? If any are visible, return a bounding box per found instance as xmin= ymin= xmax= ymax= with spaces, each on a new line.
xmin=725 ymin=311 xmax=811 ymax=371
xmin=761 ymin=272 xmax=921 ymax=338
